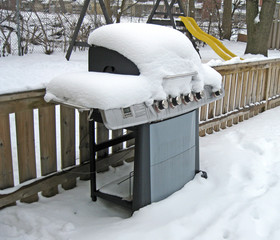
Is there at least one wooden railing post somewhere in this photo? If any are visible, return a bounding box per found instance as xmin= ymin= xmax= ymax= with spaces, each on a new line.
xmin=233 ymin=72 xmax=242 ymax=124
xmin=199 ymin=105 xmax=207 ymax=136
xmin=126 ymin=130 xmax=135 ymax=148
xmin=213 ymin=75 xmax=223 ymax=131
xmin=206 ymin=102 xmax=215 ymax=134
xmin=239 ymin=71 xmax=248 ymax=122
xmin=254 ymin=69 xmax=263 ymax=115
xmin=79 ymin=111 xmax=90 ymax=180
xmin=60 ymin=106 xmax=76 ymax=190
xmin=0 ymin=114 xmax=14 ymax=196
xmin=15 ymin=110 xmax=38 ymax=203
xmin=111 ymin=129 xmax=125 ymax=167
xmin=220 ymin=74 xmax=230 ymax=129
xmin=276 ymin=65 xmax=280 ymax=96
xmin=265 ymin=66 xmax=272 ymax=110
xmin=277 ymin=64 xmax=280 ymax=96
xmin=39 ymin=106 xmax=58 ymax=197
xmin=96 ymin=123 xmax=109 ymax=172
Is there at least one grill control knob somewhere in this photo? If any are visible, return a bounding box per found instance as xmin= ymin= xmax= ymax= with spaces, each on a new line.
xmin=182 ymin=93 xmax=194 ymax=104
xmin=213 ymin=89 xmax=222 ymax=97
xmin=169 ymin=96 xmax=182 ymax=108
xmin=158 ymin=100 xmax=168 ymax=110
xmin=194 ymin=91 xmax=204 ymax=101
xmin=154 ymin=99 xmax=168 ymax=112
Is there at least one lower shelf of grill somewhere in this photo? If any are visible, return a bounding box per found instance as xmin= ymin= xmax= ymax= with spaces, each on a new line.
xmin=97 ymin=172 xmax=134 ymax=202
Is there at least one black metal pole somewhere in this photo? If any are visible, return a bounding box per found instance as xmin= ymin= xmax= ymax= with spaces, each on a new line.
xmin=147 ymin=0 xmax=161 ymax=23
xmin=163 ymin=0 xmax=176 ymax=29
xmin=65 ymin=0 xmax=91 ymax=61
xmin=89 ymin=119 xmax=97 ymax=201
xmin=99 ymin=0 xmax=113 ymax=24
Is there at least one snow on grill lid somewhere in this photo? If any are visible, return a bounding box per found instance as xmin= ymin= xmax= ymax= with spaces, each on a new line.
xmin=88 ymin=23 xmax=222 ymax=94
xmin=45 ymin=23 xmax=222 ymax=110
xmin=88 ymin=23 xmax=201 ymax=78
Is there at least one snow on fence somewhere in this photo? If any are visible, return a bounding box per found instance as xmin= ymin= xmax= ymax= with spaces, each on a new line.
xmin=199 ymin=58 xmax=280 ymax=136
xmin=0 ymin=58 xmax=280 ymax=209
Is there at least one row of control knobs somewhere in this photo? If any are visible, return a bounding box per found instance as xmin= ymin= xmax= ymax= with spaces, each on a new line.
xmin=154 ymin=90 xmax=222 ymax=112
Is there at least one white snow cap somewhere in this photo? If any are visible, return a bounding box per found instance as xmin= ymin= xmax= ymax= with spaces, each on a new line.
xmin=88 ymin=23 xmax=222 ymax=92
xmin=45 ymin=23 xmax=222 ymax=110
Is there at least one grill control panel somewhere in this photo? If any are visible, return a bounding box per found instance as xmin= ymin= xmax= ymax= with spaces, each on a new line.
xmin=100 ymin=85 xmax=224 ymax=130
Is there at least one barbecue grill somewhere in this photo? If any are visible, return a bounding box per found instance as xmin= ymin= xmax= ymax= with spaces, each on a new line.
xmin=45 ymin=23 xmax=224 ymax=211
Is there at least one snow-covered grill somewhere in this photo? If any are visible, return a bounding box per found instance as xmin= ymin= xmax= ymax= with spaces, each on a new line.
xmin=45 ymin=23 xmax=224 ymax=211
xmin=88 ymin=45 xmax=223 ymax=131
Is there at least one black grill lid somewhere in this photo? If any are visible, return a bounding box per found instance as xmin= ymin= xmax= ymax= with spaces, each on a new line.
xmin=89 ymin=45 xmax=140 ymax=75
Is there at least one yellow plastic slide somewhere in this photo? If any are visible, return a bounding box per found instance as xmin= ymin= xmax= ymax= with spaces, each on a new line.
xmin=180 ymin=16 xmax=242 ymax=61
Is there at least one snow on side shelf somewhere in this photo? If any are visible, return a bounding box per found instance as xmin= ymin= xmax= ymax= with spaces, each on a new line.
xmin=45 ymin=23 xmax=222 ymax=110
xmin=44 ymin=72 xmax=152 ymax=110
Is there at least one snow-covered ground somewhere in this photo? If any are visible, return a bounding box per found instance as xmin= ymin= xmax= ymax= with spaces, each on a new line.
xmin=0 ymin=52 xmax=87 ymax=95
xmin=0 ymin=29 xmax=280 ymax=240
xmin=1 ymin=106 xmax=280 ymax=240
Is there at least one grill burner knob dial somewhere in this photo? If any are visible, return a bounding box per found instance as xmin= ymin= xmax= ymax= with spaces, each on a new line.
xmin=213 ymin=89 xmax=222 ymax=97
xmin=169 ymin=96 xmax=182 ymax=108
xmin=194 ymin=91 xmax=204 ymax=101
xmin=158 ymin=99 xmax=168 ymax=110
xmin=154 ymin=99 xmax=168 ymax=112
xmin=182 ymin=93 xmax=194 ymax=104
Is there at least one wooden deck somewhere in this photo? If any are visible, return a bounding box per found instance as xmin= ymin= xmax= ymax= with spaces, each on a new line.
xmin=0 ymin=58 xmax=280 ymax=208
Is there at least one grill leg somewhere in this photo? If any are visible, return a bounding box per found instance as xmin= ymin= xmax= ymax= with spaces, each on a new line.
xmin=89 ymin=119 xmax=97 ymax=201
xmin=195 ymin=108 xmax=200 ymax=172
xmin=132 ymin=124 xmax=151 ymax=211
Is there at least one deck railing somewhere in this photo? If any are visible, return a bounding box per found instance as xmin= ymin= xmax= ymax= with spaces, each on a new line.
xmin=268 ymin=19 xmax=280 ymax=50
xmin=0 ymin=58 xmax=280 ymax=208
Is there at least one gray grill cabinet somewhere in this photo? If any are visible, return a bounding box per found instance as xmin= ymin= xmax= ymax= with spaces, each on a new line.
xmin=132 ymin=111 xmax=199 ymax=210
xmin=88 ymin=45 xmax=224 ymax=211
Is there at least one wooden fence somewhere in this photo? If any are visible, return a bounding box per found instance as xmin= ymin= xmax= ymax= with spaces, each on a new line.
xmin=269 ymin=19 xmax=280 ymax=50
xmin=0 ymin=58 xmax=280 ymax=208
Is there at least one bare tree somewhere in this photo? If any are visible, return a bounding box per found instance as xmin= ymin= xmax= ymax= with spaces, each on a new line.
xmin=0 ymin=25 xmax=14 ymax=56
xmin=34 ymin=10 xmax=54 ymax=54
xmin=116 ymin=0 xmax=127 ymax=23
xmin=188 ymin=0 xmax=195 ymax=18
xmin=104 ymin=0 xmax=113 ymax=22
xmin=232 ymin=0 xmax=244 ymax=16
xmin=222 ymin=0 xmax=232 ymax=39
xmin=245 ymin=0 xmax=276 ymax=56
xmin=103 ymin=0 xmax=143 ymax=23
xmin=58 ymin=0 xmax=66 ymax=13
xmin=214 ymin=0 xmax=223 ymax=39
xmin=0 ymin=9 xmax=15 ymax=56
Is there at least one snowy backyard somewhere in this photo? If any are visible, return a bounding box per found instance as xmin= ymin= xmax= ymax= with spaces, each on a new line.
xmin=1 ymin=103 xmax=280 ymax=240
xmin=0 ymin=34 xmax=280 ymax=240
